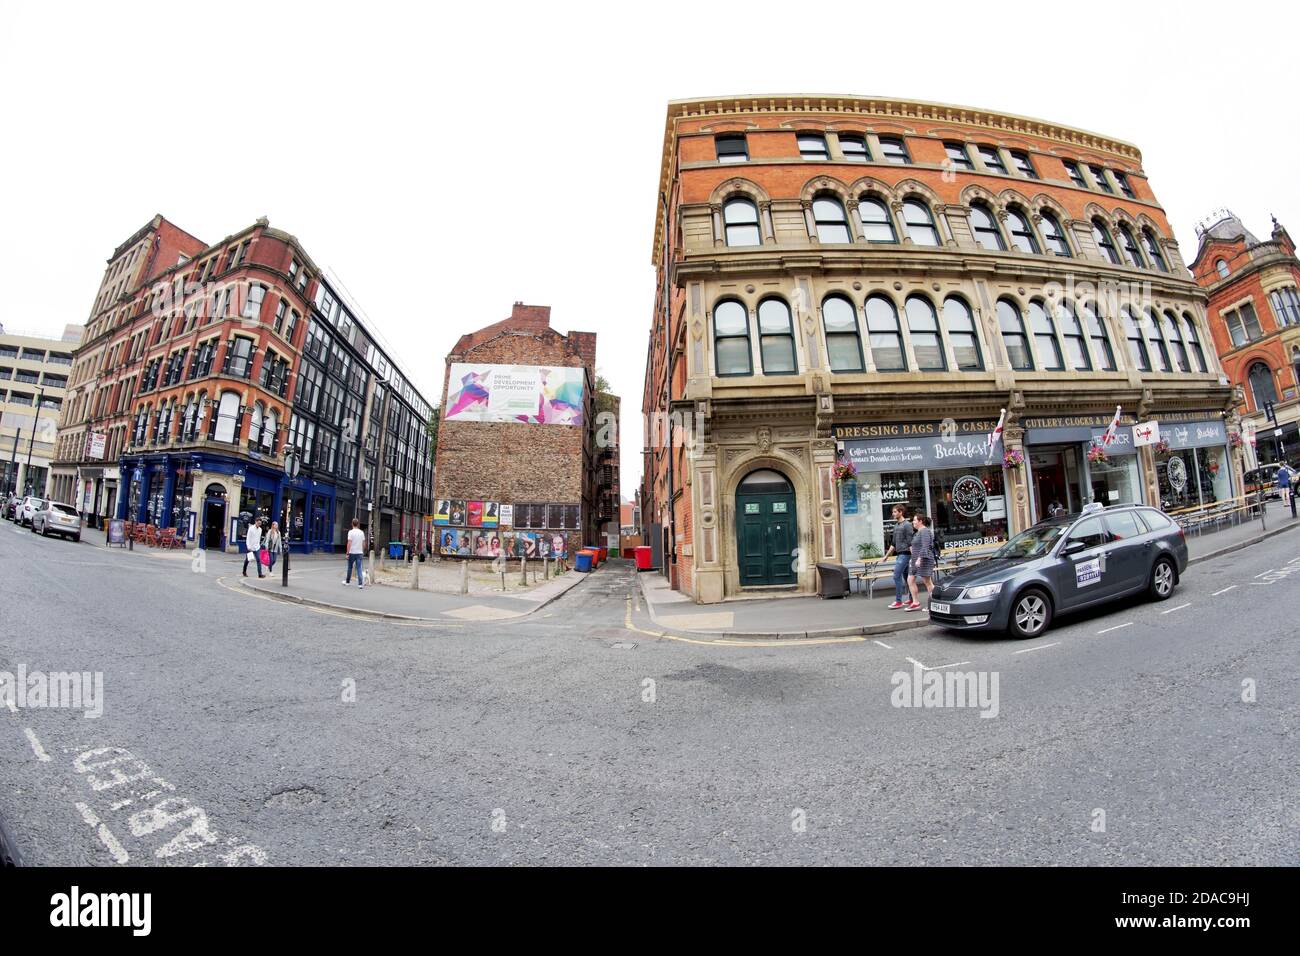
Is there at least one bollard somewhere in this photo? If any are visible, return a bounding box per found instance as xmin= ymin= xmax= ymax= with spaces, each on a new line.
xmin=520 ymin=555 xmax=527 ymax=586
xmin=367 ymin=550 xmax=376 ymax=586
xmin=461 ymin=559 xmax=469 ymax=595
xmin=544 ymin=557 xmax=550 ymax=580
xmin=411 ymin=553 xmax=421 ymax=590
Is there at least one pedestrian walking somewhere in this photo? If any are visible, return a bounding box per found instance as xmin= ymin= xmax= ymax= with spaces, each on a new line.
xmin=264 ymin=521 xmax=283 ymax=571
xmin=906 ymin=513 xmax=937 ymax=612
xmin=343 ymin=517 xmax=366 ymax=589
xmin=882 ymin=504 xmax=915 ymax=609
xmin=1277 ymin=461 xmax=1293 ymax=508
xmin=242 ymin=518 xmax=265 ymax=579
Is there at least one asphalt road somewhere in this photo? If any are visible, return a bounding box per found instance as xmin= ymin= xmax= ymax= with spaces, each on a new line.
xmin=0 ymin=518 xmax=1295 ymax=865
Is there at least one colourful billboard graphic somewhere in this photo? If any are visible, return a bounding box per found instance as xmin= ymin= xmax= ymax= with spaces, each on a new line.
xmin=446 ymin=363 xmax=584 ymax=426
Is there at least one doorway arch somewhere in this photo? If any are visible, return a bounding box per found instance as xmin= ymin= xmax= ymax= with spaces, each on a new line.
xmin=203 ymin=482 xmax=227 ymax=550
xmin=735 ymin=468 xmax=797 ymax=587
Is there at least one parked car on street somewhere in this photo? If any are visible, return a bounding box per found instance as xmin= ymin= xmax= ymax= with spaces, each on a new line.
xmin=32 ymin=500 xmax=82 ymax=542
xmin=3 ymin=493 xmax=21 ymax=521
xmin=16 ymin=496 xmax=47 ymax=527
xmin=927 ymin=503 xmax=1188 ymax=639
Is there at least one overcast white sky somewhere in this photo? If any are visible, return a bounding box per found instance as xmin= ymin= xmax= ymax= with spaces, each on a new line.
xmin=2 ymin=1 xmax=1295 ymax=497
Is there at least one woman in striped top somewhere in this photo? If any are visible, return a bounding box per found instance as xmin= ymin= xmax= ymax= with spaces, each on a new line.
xmin=906 ymin=513 xmax=936 ymax=612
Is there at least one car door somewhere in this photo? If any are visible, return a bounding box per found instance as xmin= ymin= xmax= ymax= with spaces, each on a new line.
xmin=1052 ymin=516 xmax=1113 ymax=609
xmin=1102 ymin=510 xmax=1153 ymax=595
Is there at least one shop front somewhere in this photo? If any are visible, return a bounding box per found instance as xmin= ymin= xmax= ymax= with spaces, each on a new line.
xmin=837 ymin=420 xmax=1010 ymax=559
xmin=1153 ymin=416 xmax=1233 ymax=511
xmin=1022 ymin=415 xmax=1143 ymax=520
xmin=283 ymin=476 xmax=337 ymax=553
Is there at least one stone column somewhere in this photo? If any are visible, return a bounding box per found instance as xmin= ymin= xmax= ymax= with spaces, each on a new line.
xmin=1003 ymin=424 xmax=1031 ymax=534
xmin=812 ymin=439 xmax=838 ymax=577
xmin=710 ymin=203 xmax=723 ymax=249
xmin=694 ymin=443 xmax=723 ymax=604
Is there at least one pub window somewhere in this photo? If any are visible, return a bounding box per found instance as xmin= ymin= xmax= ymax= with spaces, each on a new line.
xmin=1121 ymin=307 xmax=1151 ymax=371
xmin=970 ymin=202 xmax=1005 ymax=251
xmin=757 ymin=298 xmax=797 ymax=374
xmin=1081 ymin=302 xmax=1117 ymax=371
xmin=1027 ymin=300 xmax=1066 ymax=370
xmin=715 ymin=134 xmax=748 ymax=164
xmin=905 ymin=295 xmax=946 ymax=371
xmin=1007 ymin=207 xmax=1040 ymax=254
xmin=943 ymin=296 xmax=984 ymax=371
xmin=723 ymin=198 xmax=761 ymax=247
xmin=812 ymin=196 xmax=852 ymax=244
xmin=902 ymin=199 xmax=941 ymax=246
xmin=1039 ymin=210 xmax=1072 ymax=257
xmin=864 ymin=295 xmax=907 ymax=371
xmin=997 ymin=299 xmax=1034 ymax=371
xmin=712 ymin=300 xmax=752 ymax=376
xmin=859 ymin=196 xmax=897 ymax=243
xmin=822 ymin=295 xmax=865 ymax=372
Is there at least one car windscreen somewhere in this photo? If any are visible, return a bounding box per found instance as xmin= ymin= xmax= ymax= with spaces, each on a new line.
xmin=53 ymin=504 xmax=78 ymax=516
xmin=994 ymin=524 xmax=1067 ymax=559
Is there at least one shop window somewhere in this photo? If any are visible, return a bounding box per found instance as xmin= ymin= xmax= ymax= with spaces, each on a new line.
xmin=1142 ymin=228 xmax=1168 ymax=272
xmin=1007 ymin=207 xmax=1040 ymax=254
xmin=1028 ymin=301 xmax=1065 ymax=371
xmin=902 ymin=199 xmax=941 ymax=246
xmin=1248 ymin=362 xmax=1278 ymax=410
xmin=928 ymin=467 xmax=1008 ymax=550
xmin=904 ymin=295 xmax=946 ymax=371
xmin=723 ymin=198 xmax=761 ymax=247
xmin=997 ymin=299 xmax=1033 ymax=371
xmin=1092 ymin=219 xmax=1121 ymax=264
xmin=1143 ymin=309 xmax=1173 ymax=371
xmin=943 ymin=296 xmax=984 ymax=371
xmin=713 ymin=300 xmax=752 ymax=376
xmin=1039 ymin=210 xmax=1072 ymax=257
xmin=822 ymin=296 xmax=864 ymax=372
xmin=813 ymin=196 xmax=852 ymax=243
xmin=757 ymin=298 xmax=797 ymax=374
xmin=859 ymin=197 xmax=897 ymax=243
xmin=1081 ymin=302 xmax=1117 ymax=371
xmin=1121 ymin=307 xmax=1150 ymax=371
xmin=970 ymin=203 xmax=1005 ymax=251
xmin=1088 ymin=453 xmax=1142 ymax=507
xmin=864 ymin=295 xmax=906 ymax=371
xmin=1056 ymin=301 xmax=1092 ymax=371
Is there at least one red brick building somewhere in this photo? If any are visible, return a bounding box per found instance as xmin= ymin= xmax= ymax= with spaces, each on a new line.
xmin=1190 ymin=211 xmax=1300 ymax=466
xmin=643 ymin=95 xmax=1235 ymax=603
xmin=433 ymin=303 xmax=613 ymax=559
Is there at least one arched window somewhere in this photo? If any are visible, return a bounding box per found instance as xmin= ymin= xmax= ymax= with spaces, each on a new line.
xmin=1121 ymin=307 xmax=1150 ymax=371
xmin=739 ymin=469 xmax=793 ymax=494
xmin=902 ymin=199 xmax=941 ymax=246
xmin=905 ymin=295 xmax=946 ymax=371
xmin=822 ymin=295 xmax=864 ymax=372
xmin=1269 ymin=286 xmax=1300 ymax=326
xmin=813 ymin=197 xmax=852 ymax=244
xmin=1143 ymin=309 xmax=1172 ymax=371
xmin=943 ymin=296 xmax=984 ymax=371
xmin=1161 ymin=311 xmax=1190 ymax=372
xmin=1092 ymin=219 xmax=1121 ymax=264
xmin=970 ymin=203 xmax=1005 ymax=251
xmin=249 ymin=402 xmax=265 ymax=448
xmin=757 ymin=298 xmax=797 ymax=374
xmin=1039 ymin=211 xmax=1072 ymax=257
xmin=859 ymin=197 xmax=897 ymax=242
xmin=1248 ymin=362 xmax=1278 ymax=409
xmin=1028 ymin=300 xmax=1065 ymax=370
xmin=723 ymin=198 xmax=761 ymax=247
xmin=1215 ymin=258 xmax=1230 ymax=279
xmin=262 ymin=408 xmax=278 ymax=451
xmin=1006 ymin=208 xmax=1039 ymax=254
xmin=864 ymin=295 xmax=906 ymax=371
xmin=1118 ymin=224 xmax=1145 ymax=268
xmin=1081 ymin=302 xmax=1117 ymax=371
xmin=213 ymin=391 xmax=240 ymax=443
xmin=997 ymin=299 xmax=1033 ymax=371
xmin=1056 ymin=301 xmax=1092 ymax=371
xmin=713 ymin=300 xmax=751 ymax=376
xmin=1143 ymin=228 xmax=1169 ymax=272
xmin=1180 ymin=312 xmax=1208 ymax=372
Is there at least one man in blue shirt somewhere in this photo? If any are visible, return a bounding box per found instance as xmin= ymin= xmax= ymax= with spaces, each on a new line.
xmin=1277 ymin=461 xmax=1293 ymax=509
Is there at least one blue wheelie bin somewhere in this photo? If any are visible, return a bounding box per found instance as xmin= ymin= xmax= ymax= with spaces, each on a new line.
xmin=575 ymin=550 xmax=595 ymax=573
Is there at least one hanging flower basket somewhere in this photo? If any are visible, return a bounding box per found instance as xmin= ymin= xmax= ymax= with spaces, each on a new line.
xmin=832 ymin=459 xmax=857 ymax=483
xmin=1153 ymin=438 xmax=1171 ymax=456
xmin=1087 ymin=444 xmax=1109 ymax=465
xmin=1003 ymin=447 xmax=1025 ymax=468
xmin=1229 ymin=432 xmax=1245 ymax=450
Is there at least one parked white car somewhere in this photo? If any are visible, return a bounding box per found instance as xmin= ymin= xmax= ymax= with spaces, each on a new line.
xmin=17 ymin=496 xmax=47 ymax=527
xmin=32 ymin=500 xmax=82 ymax=542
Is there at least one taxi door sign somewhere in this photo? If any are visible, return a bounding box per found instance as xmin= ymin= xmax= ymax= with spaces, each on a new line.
xmin=1075 ymin=557 xmax=1102 ymax=588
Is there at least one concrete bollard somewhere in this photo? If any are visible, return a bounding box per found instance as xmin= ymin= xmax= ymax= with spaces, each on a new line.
xmin=461 ymin=559 xmax=469 ymax=595
xmin=411 ymin=554 xmax=421 ymax=590
xmin=367 ymin=551 xmax=375 ymax=585
xmin=520 ymin=555 xmax=527 ymax=586
xmin=544 ymin=557 xmax=550 ymax=580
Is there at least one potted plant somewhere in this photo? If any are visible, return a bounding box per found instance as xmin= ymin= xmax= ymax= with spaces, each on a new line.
xmin=856 ymin=541 xmax=882 ymax=561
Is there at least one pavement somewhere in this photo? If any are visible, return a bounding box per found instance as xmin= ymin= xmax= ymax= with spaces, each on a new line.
xmin=1 ymin=506 xmax=1296 ymax=866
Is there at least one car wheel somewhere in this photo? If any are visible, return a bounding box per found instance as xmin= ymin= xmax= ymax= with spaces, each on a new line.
xmin=1149 ymin=558 xmax=1176 ymax=601
xmin=1008 ymin=588 xmax=1052 ymax=639
xmin=72 ymin=534 xmax=81 ymax=543
xmin=40 ymin=522 xmax=49 ymax=537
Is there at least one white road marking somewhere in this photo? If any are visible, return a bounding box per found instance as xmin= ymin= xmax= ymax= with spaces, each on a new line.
xmin=1097 ymin=622 xmax=1132 ymax=634
xmin=872 ymin=640 xmax=894 ymax=649
xmin=1254 ymin=569 xmax=1275 ymax=578
xmin=1013 ymin=642 xmax=1061 ymax=654
xmin=1211 ymin=585 xmax=1237 ymax=596
xmin=24 ymin=728 xmax=51 ymax=761
xmin=1161 ymin=603 xmax=1191 ymax=615
xmin=74 ymin=801 xmax=130 ymax=864
xmin=905 ymin=657 xmax=971 ymax=672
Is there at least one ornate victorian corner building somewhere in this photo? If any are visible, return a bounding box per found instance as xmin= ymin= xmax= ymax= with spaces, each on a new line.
xmin=641 ymin=96 xmax=1237 ymax=604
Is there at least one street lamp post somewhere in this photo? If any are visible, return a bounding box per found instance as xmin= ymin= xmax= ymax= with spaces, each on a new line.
xmin=24 ymin=388 xmax=45 ymax=496
xmin=282 ymin=447 xmax=299 ymax=587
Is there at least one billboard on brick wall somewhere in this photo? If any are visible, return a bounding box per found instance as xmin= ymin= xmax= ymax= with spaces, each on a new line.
xmin=445 ymin=363 xmax=584 ymax=426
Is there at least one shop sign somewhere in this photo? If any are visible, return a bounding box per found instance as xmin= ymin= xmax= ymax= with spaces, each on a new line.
xmin=1132 ymin=421 xmax=1160 ymax=447
xmin=1163 ymin=419 xmax=1227 ymax=451
xmin=840 ymin=479 xmax=859 ymax=515
xmin=835 ymin=419 xmax=1003 ymax=441
xmin=842 ymin=435 xmax=1000 ymax=472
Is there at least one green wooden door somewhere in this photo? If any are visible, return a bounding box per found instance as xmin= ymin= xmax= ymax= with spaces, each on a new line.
xmin=736 ymin=490 xmax=797 ymax=586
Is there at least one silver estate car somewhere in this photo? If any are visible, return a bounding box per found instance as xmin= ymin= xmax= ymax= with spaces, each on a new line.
xmin=32 ymin=500 xmax=82 ymax=542
xmin=928 ymin=503 xmax=1189 ymax=639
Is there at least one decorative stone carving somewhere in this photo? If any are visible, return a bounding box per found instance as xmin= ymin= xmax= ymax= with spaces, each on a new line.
xmin=756 ymin=427 xmax=772 ymax=453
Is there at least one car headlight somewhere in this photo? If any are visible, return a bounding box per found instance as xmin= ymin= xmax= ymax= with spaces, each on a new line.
xmin=962 ymin=583 xmax=1004 ymax=600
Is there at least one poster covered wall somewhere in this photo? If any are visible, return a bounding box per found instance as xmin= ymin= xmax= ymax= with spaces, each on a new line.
xmin=445 ymin=363 xmax=585 ymax=426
